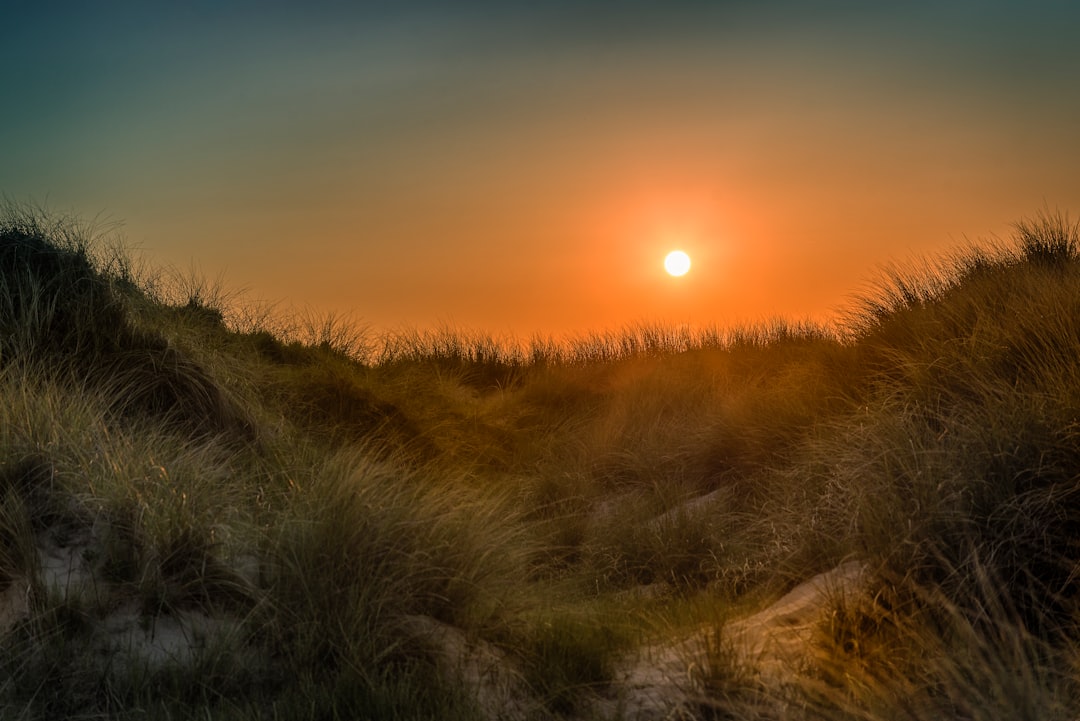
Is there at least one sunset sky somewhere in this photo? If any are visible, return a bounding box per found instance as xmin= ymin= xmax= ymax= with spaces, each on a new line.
xmin=5 ymin=1 xmax=1080 ymax=338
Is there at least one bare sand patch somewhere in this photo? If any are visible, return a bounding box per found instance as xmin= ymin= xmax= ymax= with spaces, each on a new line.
xmin=602 ymin=561 xmax=868 ymax=720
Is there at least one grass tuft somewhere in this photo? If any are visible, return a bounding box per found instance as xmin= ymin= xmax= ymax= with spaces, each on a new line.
xmin=2 ymin=202 xmax=1080 ymax=718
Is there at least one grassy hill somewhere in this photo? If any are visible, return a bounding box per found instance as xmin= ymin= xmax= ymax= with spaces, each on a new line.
xmin=1 ymin=202 xmax=1079 ymax=719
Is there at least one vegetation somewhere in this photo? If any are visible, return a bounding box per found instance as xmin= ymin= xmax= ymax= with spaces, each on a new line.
xmin=0 ymin=200 xmax=1079 ymax=719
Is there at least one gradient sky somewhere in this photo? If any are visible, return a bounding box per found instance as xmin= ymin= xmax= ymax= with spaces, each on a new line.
xmin=5 ymin=1 xmax=1080 ymax=337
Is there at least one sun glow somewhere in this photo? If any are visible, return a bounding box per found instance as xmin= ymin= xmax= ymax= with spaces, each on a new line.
xmin=664 ymin=250 xmax=691 ymax=277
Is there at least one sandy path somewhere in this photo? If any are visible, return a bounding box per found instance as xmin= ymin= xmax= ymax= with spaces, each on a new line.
xmin=605 ymin=560 xmax=867 ymax=720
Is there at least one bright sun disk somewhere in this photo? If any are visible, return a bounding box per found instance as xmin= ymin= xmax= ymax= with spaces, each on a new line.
xmin=664 ymin=250 xmax=691 ymax=277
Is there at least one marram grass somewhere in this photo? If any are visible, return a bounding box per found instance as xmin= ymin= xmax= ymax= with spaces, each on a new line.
xmin=0 ymin=204 xmax=1079 ymax=718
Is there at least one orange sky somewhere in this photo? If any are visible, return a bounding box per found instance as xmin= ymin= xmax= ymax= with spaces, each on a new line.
xmin=5 ymin=2 xmax=1080 ymax=338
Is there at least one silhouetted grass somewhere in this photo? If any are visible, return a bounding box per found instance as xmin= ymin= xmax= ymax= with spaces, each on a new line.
xmin=2 ymin=203 xmax=1080 ymax=719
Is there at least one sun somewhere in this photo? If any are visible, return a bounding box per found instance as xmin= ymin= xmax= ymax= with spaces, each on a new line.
xmin=664 ymin=250 xmax=691 ymax=277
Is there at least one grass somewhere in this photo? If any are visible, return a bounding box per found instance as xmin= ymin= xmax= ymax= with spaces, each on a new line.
xmin=1 ymin=202 xmax=1080 ymax=718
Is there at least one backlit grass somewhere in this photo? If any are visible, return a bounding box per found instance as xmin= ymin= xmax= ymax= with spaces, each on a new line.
xmin=1 ymin=201 xmax=1079 ymax=718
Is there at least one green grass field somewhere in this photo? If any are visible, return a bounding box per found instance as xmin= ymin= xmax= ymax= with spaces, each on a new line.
xmin=1 ymin=201 xmax=1079 ymax=719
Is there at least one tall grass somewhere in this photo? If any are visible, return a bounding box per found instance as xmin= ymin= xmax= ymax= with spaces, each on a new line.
xmin=2 ymin=203 xmax=1080 ymax=718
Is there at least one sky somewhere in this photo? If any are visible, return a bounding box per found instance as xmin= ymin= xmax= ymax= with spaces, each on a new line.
xmin=4 ymin=1 xmax=1080 ymax=338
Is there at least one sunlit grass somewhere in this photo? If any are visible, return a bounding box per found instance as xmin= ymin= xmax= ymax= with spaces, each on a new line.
xmin=1 ymin=203 xmax=1080 ymax=718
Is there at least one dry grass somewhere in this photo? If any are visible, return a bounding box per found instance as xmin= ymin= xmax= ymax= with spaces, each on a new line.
xmin=1 ymin=204 xmax=1079 ymax=718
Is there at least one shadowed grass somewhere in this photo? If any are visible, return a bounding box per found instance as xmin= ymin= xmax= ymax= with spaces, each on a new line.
xmin=1 ymin=204 xmax=1080 ymax=719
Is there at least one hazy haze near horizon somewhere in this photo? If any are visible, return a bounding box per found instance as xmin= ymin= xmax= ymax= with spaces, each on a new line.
xmin=4 ymin=1 xmax=1080 ymax=335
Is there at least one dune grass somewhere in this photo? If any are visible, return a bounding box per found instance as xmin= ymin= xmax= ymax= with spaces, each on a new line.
xmin=1 ymin=202 xmax=1079 ymax=718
